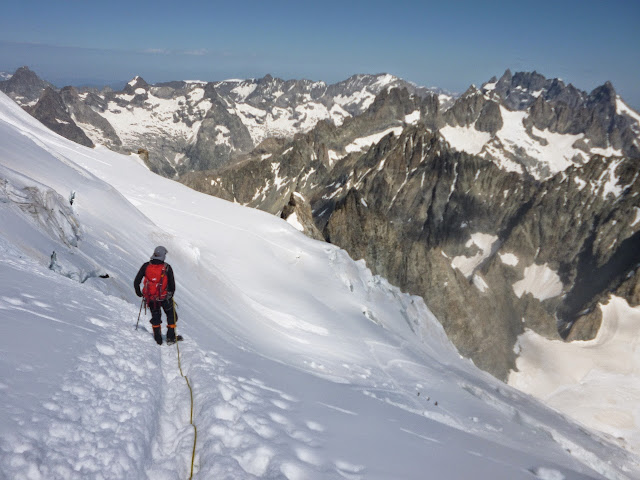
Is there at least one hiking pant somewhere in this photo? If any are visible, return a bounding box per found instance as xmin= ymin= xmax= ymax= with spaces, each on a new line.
xmin=148 ymin=299 xmax=178 ymax=327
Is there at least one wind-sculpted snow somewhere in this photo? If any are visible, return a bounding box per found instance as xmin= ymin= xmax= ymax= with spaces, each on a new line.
xmin=1 ymin=90 xmax=639 ymax=479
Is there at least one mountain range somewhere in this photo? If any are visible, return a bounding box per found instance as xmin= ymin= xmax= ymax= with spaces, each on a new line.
xmin=0 ymin=66 xmax=453 ymax=176
xmin=2 ymin=66 xmax=639 ymax=388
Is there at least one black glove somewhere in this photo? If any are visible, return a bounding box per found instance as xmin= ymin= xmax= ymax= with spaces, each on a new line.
xmin=136 ymin=290 xmax=142 ymax=297
xmin=166 ymin=291 xmax=174 ymax=300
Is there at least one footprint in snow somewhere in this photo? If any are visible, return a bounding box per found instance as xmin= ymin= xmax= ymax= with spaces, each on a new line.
xmin=281 ymin=461 xmax=312 ymax=480
xmin=89 ymin=317 xmax=108 ymax=328
xmin=1 ymin=296 xmax=24 ymax=306
xmin=305 ymin=420 xmax=325 ymax=432
xmin=294 ymin=446 xmax=324 ymax=467
xmin=270 ymin=398 xmax=291 ymax=410
xmin=96 ymin=343 xmax=116 ymax=356
xmin=335 ymin=460 xmax=365 ymax=479
xmin=268 ymin=411 xmax=291 ymax=426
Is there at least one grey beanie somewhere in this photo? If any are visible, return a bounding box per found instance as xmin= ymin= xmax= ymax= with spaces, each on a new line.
xmin=151 ymin=246 xmax=168 ymax=261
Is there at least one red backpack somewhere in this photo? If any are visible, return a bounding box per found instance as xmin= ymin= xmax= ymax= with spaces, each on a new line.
xmin=142 ymin=263 xmax=168 ymax=302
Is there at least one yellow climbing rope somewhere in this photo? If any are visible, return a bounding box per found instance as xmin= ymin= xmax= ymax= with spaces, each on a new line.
xmin=173 ymin=299 xmax=197 ymax=479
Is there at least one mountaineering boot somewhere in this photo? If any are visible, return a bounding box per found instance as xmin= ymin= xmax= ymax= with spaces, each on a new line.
xmin=166 ymin=324 xmax=176 ymax=345
xmin=153 ymin=325 xmax=163 ymax=345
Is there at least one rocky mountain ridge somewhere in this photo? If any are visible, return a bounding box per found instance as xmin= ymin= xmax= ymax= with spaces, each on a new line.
xmin=0 ymin=67 xmax=450 ymax=177
xmin=180 ymin=72 xmax=640 ymax=379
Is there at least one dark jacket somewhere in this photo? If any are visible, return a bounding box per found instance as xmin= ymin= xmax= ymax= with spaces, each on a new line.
xmin=134 ymin=259 xmax=176 ymax=297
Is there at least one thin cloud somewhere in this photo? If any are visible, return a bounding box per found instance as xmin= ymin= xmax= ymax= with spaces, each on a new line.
xmin=183 ymin=49 xmax=207 ymax=56
xmin=142 ymin=48 xmax=171 ymax=55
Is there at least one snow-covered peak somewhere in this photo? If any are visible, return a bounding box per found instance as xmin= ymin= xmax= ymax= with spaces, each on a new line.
xmin=184 ymin=79 xmax=208 ymax=85
xmin=125 ymin=75 xmax=149 ymax=91
xmin=127 ymin=75 xmax=141 ymax=87
xmin=371 ymin=73 xmax=399 ymax=88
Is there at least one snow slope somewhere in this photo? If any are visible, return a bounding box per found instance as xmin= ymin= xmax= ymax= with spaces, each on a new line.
xmin=1 ymin=90 xmax=639 ymax=479
xmin=510 ymin=296 xmax=640 ymax=456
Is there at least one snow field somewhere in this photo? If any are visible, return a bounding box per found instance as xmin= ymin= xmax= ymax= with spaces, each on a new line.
xmin=440 ymin=123 xmax=492 ymax=155
xmin=451 ymin=232 xmax=499 ymax=279
xmin=344 ymin=127 xmax=404 ymax=154
xmin=439 ymin=105 xmax=628 ymax=179
xmin=513 ymin=263 xmax=564 ymax=301
xmin=102 ymin=90 xmax=207 ymax=145
xmin=510 ymin=296 xmax=640 ymax=456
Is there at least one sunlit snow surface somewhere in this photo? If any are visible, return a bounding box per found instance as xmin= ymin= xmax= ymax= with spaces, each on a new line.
xmin=451 ymin=232 xmax=499 ymax=279
xmin=1 ymin=91 xmax=639 ymax=479
xmin=510 ymin=297 xmax=640 ymax=456
xmin=513 ymin=264 xmax=564 ymax=301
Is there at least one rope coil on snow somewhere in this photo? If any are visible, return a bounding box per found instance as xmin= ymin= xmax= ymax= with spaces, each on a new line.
xmin=173 ymin=300 xmax=197 ymax=479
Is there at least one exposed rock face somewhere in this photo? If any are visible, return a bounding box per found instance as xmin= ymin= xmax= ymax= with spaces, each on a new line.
xmin=186 ymin=85 xmax=254 ymax=172
xmin=281 ymin=192 xmax=324 ymax=241
xmin=59 ymin=87 xmax=123 ymax=152
xmin=0 ymin=66 xmax=53 ymax=105
xmin=486 ymin=70 xmax=640 ymax=160
xmin=180 ymin=73 xmax=640 ymax=380
xmin=26 ymin=88 xmax=94 ymax=147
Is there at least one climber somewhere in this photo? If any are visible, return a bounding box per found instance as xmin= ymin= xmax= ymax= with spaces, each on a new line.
xmin=134 ymin=246 xmax=178 ymax=345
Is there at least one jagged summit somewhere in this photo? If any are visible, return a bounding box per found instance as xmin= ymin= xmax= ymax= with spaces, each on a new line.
xmin=3 ymin=66 xmax=639 ymax=179
xmin=0 ymin=66 xmax=53 ymax=104
xmin=123 ymin=75 xmax=150 ymax=94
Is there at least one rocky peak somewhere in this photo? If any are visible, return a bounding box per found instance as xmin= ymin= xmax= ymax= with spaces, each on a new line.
xmin=9 ymin=66 xmax=44 ymax=86
xmin=340 ymin=73 xmax=380 ymax=90
xmin=245 ymin=74 xmax=287 ymax=104
xmin=444 ymin=85 xmax=493 ymax=128
xmin=460 ymin=84 xmax=481 ymax=97
xmin=367 ymin=87 xmax=419 ymax=118
xmin=587 ymin=81 xmax=616 ymax=108
xmin=255 ymin=73 xmax=279 ymax=91
xmin=492 ymin=69 xmax=512 ymax=93
xmin=511 ymin=70 xmax=548 ymax=92
xmin=202 ymin=81 xmax=222 ymax=101
xmin=280 ymin=192 xmax=324 ymax=240
xmin=546 ymin=80 xmax=584 ymax=110
xmin=123 ymin=76 xmax=149 ymax=94
xmin=0 ymin=66 xmax=53 ymax=104
xmin=259 ymin=73 xmax=275 ymax=84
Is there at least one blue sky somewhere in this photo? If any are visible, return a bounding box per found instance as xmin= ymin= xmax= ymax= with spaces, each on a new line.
xmin=1 ymin=0 xmax=639 ymax=108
